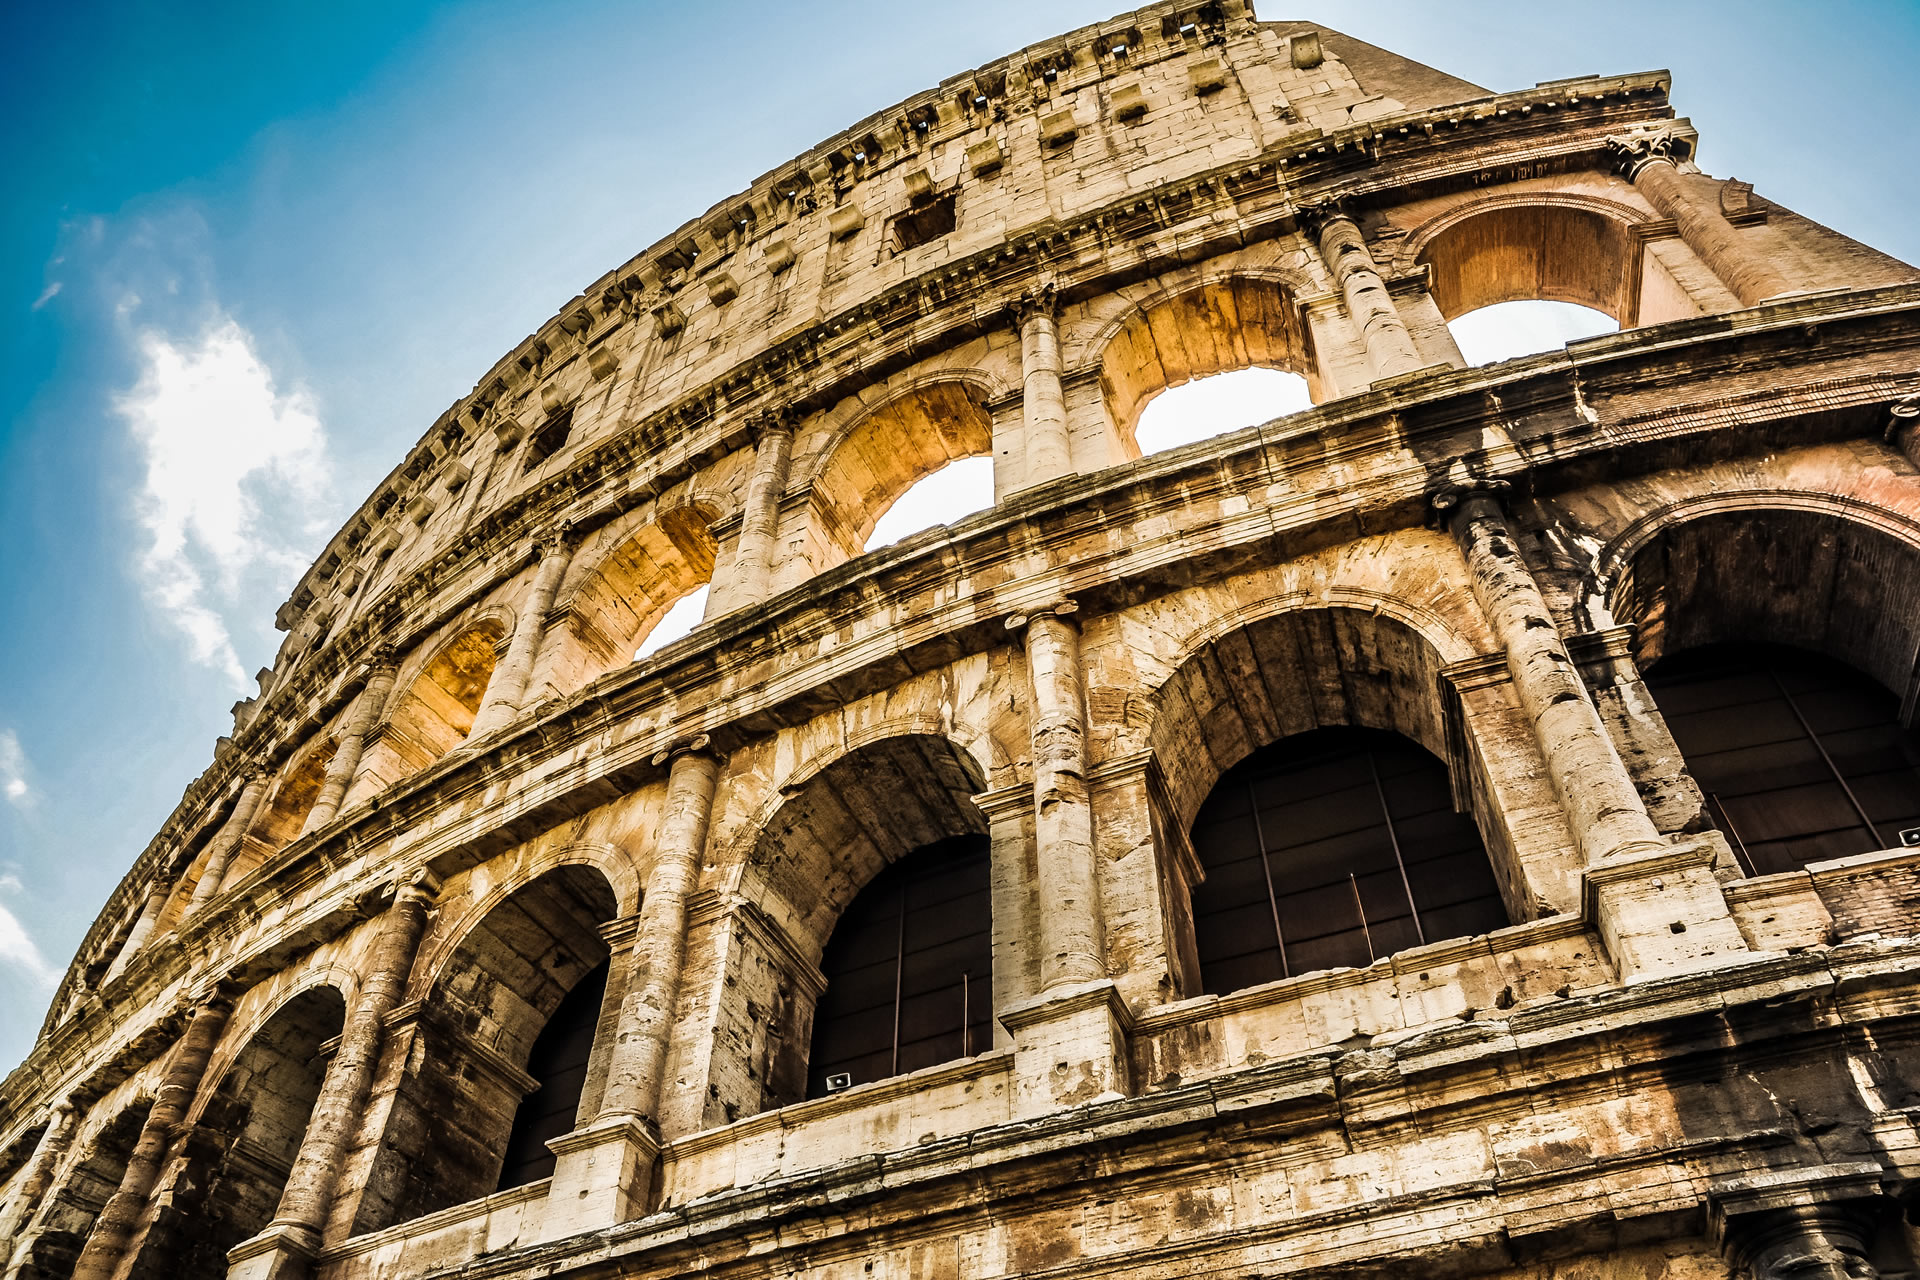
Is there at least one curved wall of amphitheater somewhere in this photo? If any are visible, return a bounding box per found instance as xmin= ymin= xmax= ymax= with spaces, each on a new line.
xmin=10 ymin=4 xmax=1920 ymax=1280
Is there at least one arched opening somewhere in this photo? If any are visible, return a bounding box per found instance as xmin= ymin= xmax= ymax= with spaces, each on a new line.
xmin=807 ymin=833 xmax=991 ymax=1098
xmin=1645 ymin=644 xmax=1920 ymax=875
xmin=863 ymin=456 xmax=994 ymax=550
xmin=1144 ymin=605 xmax=1541 ymax=996
xmin=350 ymin=620 xmax=505 ymax=800
xmin=359 ymin=865 xmax=617 ymax=1232
xmin=633 ymin=584 xmax=710 ymax=661
xmin=1446 ymin=300 xmax=1616 ymax=365
xmin=1099 ymin=277 xmax=1319 ymax=454
xmin=13 ymin=1102 xmax=151 ymax=1280
xmin=809 ymin=381 xmax=994 ymax=564
xmin=134 ymin=987 xmax=346 ymax=1275
xmin=1189 ymin=726 xmax=1506 ymax=993
xmin=1132 ymin=366 xmax=1314 ymax=457
xmin=1419 ymin=203 xmax=1638 ymax=326
xmin=699 ymin=734 xmax=989 ymax=1123
xmin=243 ymin=735 xmax=339 ymax=856
xmin=560 ymin=505 xmax=718 ymax=684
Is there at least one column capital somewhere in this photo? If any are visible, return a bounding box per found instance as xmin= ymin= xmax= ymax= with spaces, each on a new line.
xmin=1296 ymin=197 xmax=1356 ymax=239
xmin=532 ymin=520 xmax=581 ymax=559
xmin=1428 ymin=477 xmax=1512 ymax=524
xmin=1004 ymin=599 xmax=1079 ymax=632
xmin=1011 ymin=280 xmax=1058 ymax=324
xmin=392 ymin=868 xmax=441 ymax=910
xmin=1604 ymin=121 xmax=1690 ymax=179
xmin=749 ymin=405 xmax=798 ymax=441
xmin=650 ymin=733 xmax=716 ymax=768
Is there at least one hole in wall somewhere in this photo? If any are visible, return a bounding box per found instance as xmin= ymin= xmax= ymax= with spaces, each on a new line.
xmin=864 ymin=456 xmax=995 ymax=551
xmin=634 ymin=585 xmax=710 ymax=661
xmin=1133 ymin=367 xmax=1313 ymax=456
xmin=1447 ymin=300 xmax=1616 ymax=366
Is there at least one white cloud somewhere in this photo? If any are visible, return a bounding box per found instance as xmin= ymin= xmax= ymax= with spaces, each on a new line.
xmin=115 ymin=318 xmax=333 ymax=687
xmin=0 ymin=730 xmax=32 ymax=810
xmin=0 ymin=876 xmax=54 ymax=990
xmin=30 ymin=281 xmax=62 ymax=311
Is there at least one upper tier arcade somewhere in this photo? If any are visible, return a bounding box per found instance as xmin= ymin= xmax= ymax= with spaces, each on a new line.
xmin=10 ymin=5 xmax=1920 ymax=1280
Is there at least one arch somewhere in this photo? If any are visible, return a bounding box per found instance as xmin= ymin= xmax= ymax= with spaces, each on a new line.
xmin=1094 ymin=273 xmax=1320 ymax=452
xmin=732 ymin=731 xmax=992 ymax=956
xmin=12 ymin=1101 xmax=152 ymax=1280
xmin=553 ymin=500 xmax=719 ymax=684
xmin=1412 ymin=194 xmax=1647 ymax=326
xmin=246 ymin=734 xmax=340 ymax=852
xmin=805 ymin=378 xmax=996 ymax=559
xmin=1142 ymin=596 xmax=1479 ymax=835
xmin=350 ymin=617 xmax=507 ymax=800
xmin=1597 ymin=498 xmax=1920 ymax=702
xmin=1645 ymin=643 xmax=1920 ymax=874
xmin=133 ymin=986 xmax=347 ymax=1275
xmin=1187 ymin=725 xmax=1507 ymax=993
xmin=358 ymin=863 xmax=619 ymax=1233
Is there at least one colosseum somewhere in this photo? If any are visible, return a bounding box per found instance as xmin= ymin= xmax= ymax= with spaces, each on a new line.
xmin=8 ymin=4 xmax=1920 ymax=1279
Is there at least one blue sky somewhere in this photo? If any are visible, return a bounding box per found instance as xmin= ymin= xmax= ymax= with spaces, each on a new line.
xmin=2 ymin=0 xmax=1917 ymax=1067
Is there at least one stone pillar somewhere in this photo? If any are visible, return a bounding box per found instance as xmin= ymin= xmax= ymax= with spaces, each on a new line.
xmin=1313 ymin=209 xmax=1425 ymax=383
xmin=1000 ymin=602 xmax=1128 ymax=1117
xmin=300 ymin=657 xmax=397 ymax=835
xmin=227 ymin=874 xmax=436 ymax=1280
xmin=105 ymin=876 xmax=175 ymax=980
xmin=71 ymin=988 xmax=235 ymax=1280
xmin=1437 ymin=485 xmax=1748 ymax=978
xmin=470 ymin=532 xmax=574 ymax=739
xmin=1015 ymin=285 xmax=1073 ymax=488
xmin=1713 ymin=1172 xmax=1887 ymax=1280
xmin=1608 ymin=124 xmax=1793 ymax=307
xmin=183 ymin=773 xmax=268 ymax=918
xmin=0 ymin=1101 xmax=78 ymax=1248
xmin=715 ymin=416 xmax=794 ymax=613
xmin=544 ymin=739 xmax=719 ymax=1238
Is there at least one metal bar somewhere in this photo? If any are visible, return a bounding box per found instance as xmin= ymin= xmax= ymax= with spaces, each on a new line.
xmin=1367 ymin=749 xmax=1426 ymax=945
xmin=1246 ymin=780 xmax=1291 ymax=979
xmin=1708 ymin=790 xmax=1757 ymax=877
xmin=891 ymin=880 xmax=906 ymax=1077
xmin=1349 ymin=874 xmax=1375 ymax=963
xmin=961 ymin=970 xmax=971 ymax=1059
xmin=1767 ymin=664 xmax=1886 ymax=848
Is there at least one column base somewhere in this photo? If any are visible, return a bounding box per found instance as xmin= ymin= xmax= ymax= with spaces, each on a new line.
xmin=1582 ymin=833 xmax=1752 ymax=981
xmin=1000 ymin=980 xmax=1132 ymax=1120
xmin=540 ymin=1115 xmax=661 ymax=1241
xmin=225 ymin=1221 xmax=321 ymax=1280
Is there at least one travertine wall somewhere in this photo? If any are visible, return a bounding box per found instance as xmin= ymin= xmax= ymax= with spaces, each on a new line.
xmin=8 ymin=4 xmax=1920 ymax=1280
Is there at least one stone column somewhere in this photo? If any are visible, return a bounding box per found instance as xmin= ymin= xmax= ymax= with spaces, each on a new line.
xmin=1015 ymin=284 xmax=1073 ymax=488
xmin=1313 ymin=209 xmax=1425 ymax=383
xmin=105 ymin=876 xmax=175 ymax=980
xmin=544 ymin=739 xmax=719 ymax=1238
xmin=71 ymin=988 xmax=235 ymax=1280
xmin=1000 ymin=602 xmax=1128 ymax=1118
xmin=183 ymin=773 xmax=268 ymax=918
xmin=0 ymin=1101 xmax=78 ymax=1247
xmin=716 ymin=415 xmax=794 ymax=613
xmin=1608 ymin=124 xmax=1792 ymax=307
xmin=300 ymin=656 xmax=398 ymax=835
xmin=1436 ymin=485 xmax=1747 ymax=977
xmin=470 ymin=532 xmax=574 ymax=739
xmin=228 ymin=874 xmax=436 ymax=1279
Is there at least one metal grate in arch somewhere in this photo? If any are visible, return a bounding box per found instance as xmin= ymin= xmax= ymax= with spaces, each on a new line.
xmin=806 ymin=833 xmax=992 ymax=1099
xmin=1646 ymin=643 xmax=1920 ymax=875
xmin=1188 ymin=726 xmax=1508 ymax=996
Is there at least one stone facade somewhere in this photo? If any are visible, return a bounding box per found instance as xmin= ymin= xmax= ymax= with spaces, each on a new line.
xmin=7 ymin=4 xmax=1920 ymax=1279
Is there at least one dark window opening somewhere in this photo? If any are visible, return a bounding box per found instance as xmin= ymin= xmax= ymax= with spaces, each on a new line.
xmin=497 ymin=959 xmax=609 ymax=1190
xmin=522 ymin=407 xmax=574 ymax=473
xmin=807 ymin=833 xmax=992 ymax=1099
xmin=1646 ymin=644 xmax=1920 ymax=875
xmin=892 ymin=193 xmax=959 ymax=251
xmin=1188 ymin=726 xmax=1507 ymax=995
